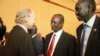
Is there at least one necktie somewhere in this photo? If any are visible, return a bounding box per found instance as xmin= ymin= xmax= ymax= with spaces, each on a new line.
xmin=80 ymin=24 xmax=88 ymax=56
xmin=47 ymin=34 xmax=56 ymax=56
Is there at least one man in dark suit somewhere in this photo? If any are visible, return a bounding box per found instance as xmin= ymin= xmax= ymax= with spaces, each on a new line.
xmin=75 ymin=0 xmax=100 ymax=56
xmin=28 ymin=24 xmax=44 ymax=56
xmin=0 ymin=17 xmax=6 ymax=56
xmin=6 ymin=8 xmax=36 ymax=56
xmin=44 ymin=14 xmax=76 ymax=56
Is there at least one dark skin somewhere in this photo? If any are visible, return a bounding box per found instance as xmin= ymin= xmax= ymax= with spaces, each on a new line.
xmin=28 ymin=24 xmax=37 ymax=36
xmin=75 ymin=1 xmax=95 ymax=23
xmin=28 ymin=24 xmax=42 ymax=40
xmin=51 ymin=15 xmax=64 ymax=33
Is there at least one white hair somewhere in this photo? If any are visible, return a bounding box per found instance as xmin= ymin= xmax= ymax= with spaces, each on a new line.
xmin=16 ymin=8 xmax=35 ymax=19
xmin=15 ymin=8 xmax=35 ymax=24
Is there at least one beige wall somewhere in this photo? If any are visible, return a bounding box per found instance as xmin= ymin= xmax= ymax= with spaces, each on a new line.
xmin=0 ymin=0 xmax=81 ymax=37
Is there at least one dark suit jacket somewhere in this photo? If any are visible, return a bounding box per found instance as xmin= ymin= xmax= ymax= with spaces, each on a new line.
xmin=44 ymin=31 xmax=76 ymax=56
xmin=32 ymin=35 xmax=44 ymax=56
xmin=76 ymin=16 xmax=100 ymax=56
xmin=0 ymin=43 xmax=6 ymax=56
xmin=6 ymin=25 xmax=36 ymax=56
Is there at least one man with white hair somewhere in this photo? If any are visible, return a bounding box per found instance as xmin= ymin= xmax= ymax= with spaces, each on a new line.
xmin=6 ymin=8 xmax=36 ymax=56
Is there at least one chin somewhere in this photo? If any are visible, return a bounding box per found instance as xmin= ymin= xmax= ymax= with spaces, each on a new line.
xmin=52 ymin=29 xmax=57 ymax=32
xmin=54 ymin=30 xmax=59 ymax=32
xmin=77 ymin=17 xmax=83 ymax=21
xmin=78 ymin=19 xmax=83 ymax=21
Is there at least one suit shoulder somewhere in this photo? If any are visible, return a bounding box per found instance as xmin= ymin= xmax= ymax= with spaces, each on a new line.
xmin=46 ymin=32 xmax=53 ymax=37
xmin=63 ymin=32 xmax=76 ymax=45
xmin=63 ymin=32 xmax=76 ymax=40
xmin=64 ymin=32 xmax=74 ymax=37
xmin=76 ymin=23 xmax=83 ymax=34
xmin=77 ymin=24 xmax=83 ymax=31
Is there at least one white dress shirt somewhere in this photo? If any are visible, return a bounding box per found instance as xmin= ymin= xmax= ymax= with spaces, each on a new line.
xmin=32 ymin=34 xmax=37 ymax=38
xmin=17 ymin=24 xmax=28 ymax=33
xmin=81 ymin=14 xmax=96 ymax=56
xmin=47 ymin=29 xmax=63 ymax=56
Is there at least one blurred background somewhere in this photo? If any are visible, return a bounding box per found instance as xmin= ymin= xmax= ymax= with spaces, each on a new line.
xmin=0 ymin=0 xmax=99 ymax=37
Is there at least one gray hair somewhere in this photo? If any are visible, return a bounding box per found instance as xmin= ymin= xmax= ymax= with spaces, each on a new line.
xmin=16 ymin=8 xmax=33 ymax=19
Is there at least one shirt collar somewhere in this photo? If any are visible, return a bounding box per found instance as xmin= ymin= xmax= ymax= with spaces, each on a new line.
xmin=17 ymin=24 xmax=28 ymax=33
xmin=53 ymin=29 xmax=63 ymax=36
xmin=85 ymin=14 xmax=96 ymax=28
xmin=32 ymin=34 xmax=37 ymax=38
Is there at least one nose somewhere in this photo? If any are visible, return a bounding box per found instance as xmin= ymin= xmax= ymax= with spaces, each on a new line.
xmin=75 ymin=11 xmax=80 ymax=17
xmin=51 ymin=22 xmax=57 ymax=27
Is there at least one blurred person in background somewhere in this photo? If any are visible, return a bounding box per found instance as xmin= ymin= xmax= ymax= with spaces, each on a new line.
xmin=0 ymin=17 xmax=6 ymax=56
xmin=28 ymin=24 xmax=45 ymax=56
xmin=6 ymin=8 xmax=36 ymax=56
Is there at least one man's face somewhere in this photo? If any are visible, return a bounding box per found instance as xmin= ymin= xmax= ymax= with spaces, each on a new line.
xmin=51 ymin=17 xmax=63 ymax=32
xmin=75 ymin=1 xmax=91 ymax=22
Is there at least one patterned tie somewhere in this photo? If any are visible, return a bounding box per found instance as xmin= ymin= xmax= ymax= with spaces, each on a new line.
xmin=47 ymin=34 xmax=56 ymax=56
xmin=80 ymin=24 xmax=88 ymax=56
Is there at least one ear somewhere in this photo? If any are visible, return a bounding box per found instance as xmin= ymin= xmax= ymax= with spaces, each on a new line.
xmin=88 ymin=5 xmax=92 ymax=12
xmin=24 ymin=17 xmax=28 ymax=23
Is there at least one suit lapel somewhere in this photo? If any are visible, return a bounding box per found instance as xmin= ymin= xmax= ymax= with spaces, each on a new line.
xmin=45 ymin=33 xmax=53 ymax=54
xmin=53 ymin=31 xmax=65 ymax=55
xmin=87 ymin=24 xmax=97 ymax=45
xmin=85 ymin=17 xmax=99 ymax=55
xmin=77 ymin=24 xmax=84 ymax=43
xmin=46 ymin=33 xmax=53 ymax=47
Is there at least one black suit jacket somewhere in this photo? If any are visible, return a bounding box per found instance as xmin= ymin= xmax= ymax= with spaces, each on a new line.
xmin=76 ymin=16 xmax=100 ymax=56
xmin=0 ymin=44 xmax=6 ymax=56
xmin=32 ymin=35 xmax=44 ymax=56
xmin=44 ymin=31 xmax=76 ymax=56
xmin=6 ymin=25 xmax=36 ymax=56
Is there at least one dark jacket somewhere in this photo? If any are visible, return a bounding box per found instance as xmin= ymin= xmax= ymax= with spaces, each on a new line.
xmin=76 ymin=16 xmax=100 ymax=56
xmin=6 ymin=25 xmax=36 ymax=56
xmin=44 ymin=31 xmax=76 ymax=56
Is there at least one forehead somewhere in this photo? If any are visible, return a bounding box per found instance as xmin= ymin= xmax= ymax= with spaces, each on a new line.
xmin=76 ymin=1 xmax=88 ymax=8
xmin=52 ymin=17 xmax=61 ymax=22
